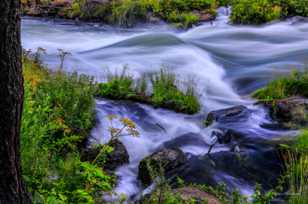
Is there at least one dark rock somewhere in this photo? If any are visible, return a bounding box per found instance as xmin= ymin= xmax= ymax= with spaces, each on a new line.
xmin=205 ymin=105 xmax=250 ymax=127
xmin=211 ymin=128 xmax=245 ymax=144
xmin=81 ymin=139 xmax=129 ymax=172
xmin=138 ymin=148 xmax=187 ymax=187
xmin=173 ymin=187 xmax=221 ymax=204
xmin=105 ymin=139 xmax=129 ymax=171
xmin=263 ymin=97 xmax=308 ymax=129
xmin=177 ymin=139 xmax=285 ymax=190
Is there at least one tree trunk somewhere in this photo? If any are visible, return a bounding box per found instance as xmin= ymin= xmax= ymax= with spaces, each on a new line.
xmin=0 ymin=1 xmax=31 ymax=203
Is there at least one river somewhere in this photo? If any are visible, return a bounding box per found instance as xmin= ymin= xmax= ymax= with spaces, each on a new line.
xmin=21 ymin=8 xmax=308 ymax=201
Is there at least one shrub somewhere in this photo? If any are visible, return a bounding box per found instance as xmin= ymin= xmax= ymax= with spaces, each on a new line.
xmin=283 ymin=0 xmax=308 ymax=17
xmin=21 ymin=57 xmax=114 ymax=203
xmin=230 ymin=0 xmax=308 ymax=24
xmin=253 ymin=70 xmax=308 ymax=100
xmin=230 ymin=0 xmax=282 ymax=24
xmin=156 ymin=0 xmax=217 ymax=28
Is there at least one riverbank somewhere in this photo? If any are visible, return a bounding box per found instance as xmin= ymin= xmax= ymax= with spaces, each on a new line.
xmin=22 ymin=0 xmax=308 ymax=29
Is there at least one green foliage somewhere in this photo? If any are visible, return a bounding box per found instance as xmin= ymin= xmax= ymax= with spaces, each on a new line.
xmin=21 ymin=57 xmax=114 ymax=203
xmin=286 ymin=0 xmax=308 ymax=17
xmin=253 ymin=70 xmax=308 ymax=100
xmin=230 ymin=0 xmax=308 ymax=24
xmin=167 ymin=12 xmax=199 ymax=29
xmin=23 ymin=0 xmax=218 ymax=28
xmin=97 ymin=68 xmax=200 ymax=114
xmin=295 ymin=130 xmax=308 ymax=152
xmin=111 ymin=0 xmax=149 ymax=27
xmin=230 ymin=0 xmax=282 ymax=24
xmin=155 ymin=0 xmax=217 ymax=28
xmin=217 ymin=0 xmax=233 ymax=6
xmin=252 ymin=184 xmax=277 ymax=204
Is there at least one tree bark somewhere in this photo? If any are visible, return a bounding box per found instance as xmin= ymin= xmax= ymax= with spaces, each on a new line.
xmin=0 ymin=1 xmax=31 ymax=203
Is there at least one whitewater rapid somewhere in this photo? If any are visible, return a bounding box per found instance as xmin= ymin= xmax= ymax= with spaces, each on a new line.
xmin=21 ymin=8 xmax=308 ymax=201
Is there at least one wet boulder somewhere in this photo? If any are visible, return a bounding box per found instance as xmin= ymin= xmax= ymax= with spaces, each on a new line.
xmin=205 ymin=105 xmax=250 ymax=127
xmin=177 ymin=139 xmax=285 ymax=190
xmin=173 ymin=187 xmax=221 ymax=204
xmin=81 ymin=139 xmax=129 ymax=172
xmin=263 ymin=97 xmax=308 ymax=129
xmin=138 ymin=148 xmax=187 ymax=187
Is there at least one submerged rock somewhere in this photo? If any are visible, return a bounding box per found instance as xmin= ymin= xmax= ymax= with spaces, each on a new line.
xmin=81 ymin=139 xmax=129 ymax=172
xmin=138 ymin=148 xmax=187 ymax=187
xmin=263 ymin=97 xmax=308 ymax=129
xmin=173 ymin=187 xmax=221 ymax=204
xmin=205 ymin=105 xmax=250 ymax=126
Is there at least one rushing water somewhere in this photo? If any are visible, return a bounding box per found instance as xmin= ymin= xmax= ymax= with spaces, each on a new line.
xmin=21 ymin=8 xmax=308 ymax=201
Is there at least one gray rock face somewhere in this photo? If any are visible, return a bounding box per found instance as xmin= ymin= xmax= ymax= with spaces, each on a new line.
xmin=138 ymin=148 xmax=187 ymax=187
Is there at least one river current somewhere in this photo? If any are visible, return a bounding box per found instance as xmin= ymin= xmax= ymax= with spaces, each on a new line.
xmin=21 ymin=8 xmax=308 ymax=201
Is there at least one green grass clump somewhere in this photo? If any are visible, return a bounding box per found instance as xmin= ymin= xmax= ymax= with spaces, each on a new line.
xmin=282 ymin=130 xmax=308 ymax=204
xmin=253 ymin=70 xmax=308 ymax=100
xmin=97 ymin=68 xmax=150 ymax=104
xmin=21 ymin=57 xmax=114 ymax=203
xmin=97 ymin=68 xmax=200 ymax=114
xmin=151 ymin=69 xmax=200 ymax=114
xmin=97 ymin=68 xmax=137 ymax=100
xmin=110 ymin=0 xmax=149 ymax=27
